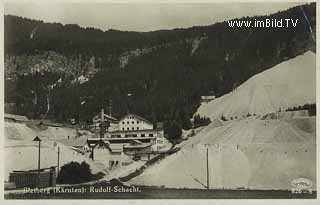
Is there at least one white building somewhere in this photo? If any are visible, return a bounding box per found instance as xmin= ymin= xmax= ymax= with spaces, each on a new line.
xmin=201 ymin=95 xmax=216 ymax=103
xmin=88 ymin=112 xmax=171 ymax=167
xmin=118 ymin=114 xmax=153 ymax=132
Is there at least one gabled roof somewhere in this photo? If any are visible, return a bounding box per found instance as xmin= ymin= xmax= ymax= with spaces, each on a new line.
xmin=119 ymin=113 xmax=152 ymax=124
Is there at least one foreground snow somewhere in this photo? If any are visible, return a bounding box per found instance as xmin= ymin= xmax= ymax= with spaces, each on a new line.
xmin=4 ymin=122 xmax=104 ymax=181
xmin=130 ymin=116 xmax=316 ymax=190
xmin=197 ymin=51 xmax=316 ymax=119
xmin=4 ymin=122 xmax=151 ymax=182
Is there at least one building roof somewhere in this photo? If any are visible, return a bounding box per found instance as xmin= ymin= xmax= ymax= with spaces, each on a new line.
xmin=4 ymin=113 xmax=30 ymax=122
xmin=119 ymin=113 xmax=152 ymax=124
xmin=109 ymin=129 xmax=157 ymax=134
xmin=87 ymin=136 xmax=155 ymax=143
xmin=124 ymin=143 xmax=151 ymax=149
xmin=201 ymin=95 xmax=216 ymax=100
xmin=57 ymin=137 xmax=87 ymax=147
xmin=93 ymin=113 xmax=118 ymax=122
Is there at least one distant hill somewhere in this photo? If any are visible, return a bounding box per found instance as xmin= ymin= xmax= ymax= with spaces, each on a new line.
xmin=197 ymin=51 xmax=316 ymax=119
xmin=4 ymin=3 xmax=316 ymax=138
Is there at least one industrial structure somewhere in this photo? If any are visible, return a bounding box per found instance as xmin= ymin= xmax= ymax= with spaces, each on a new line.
xmin=86 ymin=109 xmax=170 ymax=168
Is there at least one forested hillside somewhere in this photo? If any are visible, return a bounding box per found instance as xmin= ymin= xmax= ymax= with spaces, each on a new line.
xmin=4 ymin=3 xmax=316 ymax=140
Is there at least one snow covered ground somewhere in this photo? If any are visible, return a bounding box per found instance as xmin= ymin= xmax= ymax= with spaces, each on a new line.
xmin=197 ymin=51 xmax=316 ymax=119
xmin=130 ymin=116 xmax=316 ymax=190
xmin=4 ymin=122 xmax=104 ymax=181
xmin=4 ymin=122 xmax=150 ymax=182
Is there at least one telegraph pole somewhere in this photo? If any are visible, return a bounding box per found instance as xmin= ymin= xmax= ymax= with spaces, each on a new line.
xmin=57 ymin=147 xmax=60 ymax=177
xmin=206 ymin=147 xmax=209 ymax=189
xmin=100 ymin=108 xmax=105 ymax=139
xmin=33 ymin=136 xmax=42 ymax=187
xmin=91 ymin=146 xmax=95 ymax=160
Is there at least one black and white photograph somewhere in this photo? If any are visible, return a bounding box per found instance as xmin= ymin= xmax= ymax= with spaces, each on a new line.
xmin=2 ymin=0 xmax=317 ymax=200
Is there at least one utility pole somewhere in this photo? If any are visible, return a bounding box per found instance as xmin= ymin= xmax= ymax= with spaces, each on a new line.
xmin=57 ymin=147 xmax=60 ymax=177
xmin=100 ymin=108 xmax=105 ymax=139
xmin=91 ymin=146 xmax=94 ymax=161
xmin=206 ymin=147 xmax=209 ymax=190
xmin=33 ymin=136 xmax=42 ymax=187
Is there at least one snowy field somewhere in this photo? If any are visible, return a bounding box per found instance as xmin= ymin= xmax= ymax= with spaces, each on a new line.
xmin=4 ymin=122 xmax=151 ymax=182
xmin=4 ymin=122 xmax=104 ymax=181
xmin=130 ymin=116 xmax=316 ymax=190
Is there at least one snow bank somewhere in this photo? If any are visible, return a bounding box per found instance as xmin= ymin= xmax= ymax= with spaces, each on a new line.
xmin=197 ymin=51 xmax=316 ymax=119
xmin=4 ymin=122 xmax=104 ymax=181
xmin=104 ymin=161 xmax=146 ymax=180
xmin=38 ymin=126 xmax=77 ymax=140
xmin=5 ymin=122 xmax=38 ymax=140
xmin=4 ymin=122 xmax=78 ymax=141
xmin=130 ymin=117 xmax=316 ymax=190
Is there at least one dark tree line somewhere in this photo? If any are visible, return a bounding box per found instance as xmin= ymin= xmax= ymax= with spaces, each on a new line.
xmin=286 ymin=104 xmax=316 ymax=116
xmin=193 ymin=114 xmax=211 ymax=128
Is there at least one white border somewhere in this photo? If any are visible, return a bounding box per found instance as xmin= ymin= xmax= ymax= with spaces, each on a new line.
xmin=0 ymin=0 xmax=319 ymax=205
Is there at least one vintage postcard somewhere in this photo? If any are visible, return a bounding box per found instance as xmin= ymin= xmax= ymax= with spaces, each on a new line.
xmin=1 ymin=0 xmax=318 ymax=202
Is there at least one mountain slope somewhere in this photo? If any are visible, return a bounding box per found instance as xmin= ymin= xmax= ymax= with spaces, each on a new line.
xmin=130 ymin=116 xmax=316 ymax=190
xmin=129 ymin=51 xmax=317 ymax=190
xmin=197 ymin=51 xmax=316 ymax=119
xmin=4 ymin=3 xmax=316 ymax=136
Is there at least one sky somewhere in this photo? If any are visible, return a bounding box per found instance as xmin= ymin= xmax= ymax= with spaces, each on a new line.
xmin=4 ymin=1 xmax=306 ymax=32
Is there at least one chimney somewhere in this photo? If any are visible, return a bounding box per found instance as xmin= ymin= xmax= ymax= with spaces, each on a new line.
xmin=109 ymin=99 xmax=112 ymax=117
xmin=101 ymin=108 xmax=104 ymax=122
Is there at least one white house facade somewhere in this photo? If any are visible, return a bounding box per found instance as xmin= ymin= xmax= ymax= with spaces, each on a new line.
xmin=88 ymin=112 xmax=171 ymax=167
xmin=118 ymin=114 xmax=153 ymax=132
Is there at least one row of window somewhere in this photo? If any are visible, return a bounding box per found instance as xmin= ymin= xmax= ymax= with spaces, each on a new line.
xmin=110 ymin=133 xmax=154 ymax=138
xmin=122 ymin=121 xmax=140 ymax=124
xmin=122 ymin=127 xmax=140 ymax=131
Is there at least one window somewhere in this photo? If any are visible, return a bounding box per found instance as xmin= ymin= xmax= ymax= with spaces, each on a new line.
xmin=137 ymin=121 xmax=139 ymax=124
xmin=149 ymin=134 xmax=153 ymax=137
xmin=137 ymin=127 xmax=139 ymax=130
xmin=122 ymin=122 xmax=125 ymax=124
xmin=132 ymin=127 xmax=134 ymax=130
xmin=127 ymin=121 xmax=129 ymax=124
xmin=141 ymin=134 xmax=145 ymax=137
xmin=132 ymin=121 xmax=134 ymax=124
xmin=122 ymin=128 xmax=124 ymax=131
xmin=127 ymin=128 xmax=129 ymax=130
